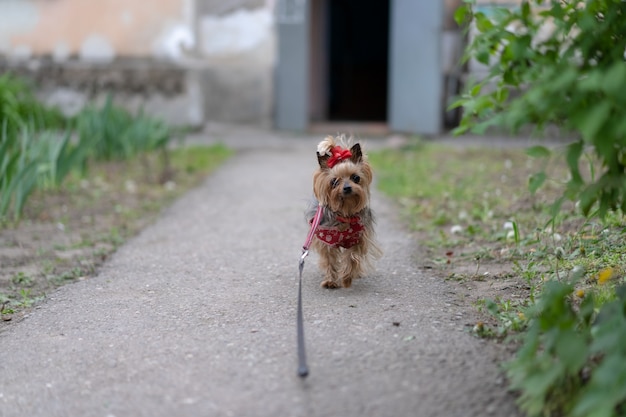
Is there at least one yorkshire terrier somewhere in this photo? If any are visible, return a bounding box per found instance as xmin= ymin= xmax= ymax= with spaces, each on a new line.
xmin=306 ymin=135 xmax=382 ymax=289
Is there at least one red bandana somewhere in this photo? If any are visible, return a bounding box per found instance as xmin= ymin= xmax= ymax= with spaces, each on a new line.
xmin=326 ymin=146 xmax=352 ymax=168
xmin=313 ymin=217 xmax=364 ymax=248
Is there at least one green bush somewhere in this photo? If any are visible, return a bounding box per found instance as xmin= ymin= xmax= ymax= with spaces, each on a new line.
xmin=454 ymin=0 xmax=626 ymax=218
xmin=508 ymin=278 xmax=626 ymax=417
xmin=453 ymin=2 xmax=626 ymax=415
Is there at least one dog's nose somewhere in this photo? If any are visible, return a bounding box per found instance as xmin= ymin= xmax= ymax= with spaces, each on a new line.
xmin=343 ymin=184 xmax=352 ymax=194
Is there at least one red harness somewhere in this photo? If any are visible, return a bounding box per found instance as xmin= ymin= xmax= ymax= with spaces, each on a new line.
xmin=313 ymin=215 xmax=364 ymax=248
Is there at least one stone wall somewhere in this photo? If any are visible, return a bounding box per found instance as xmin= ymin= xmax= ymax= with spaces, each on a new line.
xmin=0 ymin=57 xmax=203 ymax=127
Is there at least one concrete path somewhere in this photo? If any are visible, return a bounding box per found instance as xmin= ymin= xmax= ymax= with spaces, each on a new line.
xmin=0 ymin=130 xmax=520 ymax=417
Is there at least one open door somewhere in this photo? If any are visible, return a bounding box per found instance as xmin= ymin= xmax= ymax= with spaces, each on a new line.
xmin=275 ymin=0 xmax=444 ymax=135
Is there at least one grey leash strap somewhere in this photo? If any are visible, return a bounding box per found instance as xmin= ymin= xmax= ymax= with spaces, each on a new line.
xmin=296 ymin=205 xmax=322 ymax=378
xmin=297 ymin=250 xmax=309 ymax=378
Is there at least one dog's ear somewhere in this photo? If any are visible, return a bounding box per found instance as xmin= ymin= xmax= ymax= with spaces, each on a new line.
xmin=350 ymin=143 xmax=363 ymax=164
xmin=317 ymin=153 xmax=330 ymax=169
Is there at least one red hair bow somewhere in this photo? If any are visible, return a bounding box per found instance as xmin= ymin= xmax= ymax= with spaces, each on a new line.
xmin=327 ymin=146 xmax=352 ymax=168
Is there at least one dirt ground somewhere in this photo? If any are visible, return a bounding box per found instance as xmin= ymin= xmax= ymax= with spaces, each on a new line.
xmin=0 ymin=160 xmax=195 ymax=326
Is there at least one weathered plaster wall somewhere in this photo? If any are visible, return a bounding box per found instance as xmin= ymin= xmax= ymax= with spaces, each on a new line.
xmin=0 ymin=0 xmax=276 ymax=126
xmin=195 ymin=2 xmax=275 ymax=125
xmin=0 ymin=0 xmax=194 ymax=62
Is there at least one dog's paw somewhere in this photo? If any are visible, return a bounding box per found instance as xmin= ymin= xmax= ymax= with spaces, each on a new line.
xmin=321 ymin=280 xmax=340 ymax=289
xmin=341 ymin=277 xmax=352 ymax=288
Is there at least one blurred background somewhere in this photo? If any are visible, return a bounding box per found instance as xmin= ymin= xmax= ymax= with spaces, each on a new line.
xmin=0 ymin=0 xmax=519 ymax=135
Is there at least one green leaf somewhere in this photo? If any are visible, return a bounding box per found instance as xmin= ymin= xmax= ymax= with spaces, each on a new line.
xmin=566 ymin=140 xmax=584 ymax=186
xmin=577 ymin=101 xmax=611 ymax=142
xmin=521 ymin=1 xmax=531 ymax=22
xmin=601 ymin=63 xmax=626 ymax=97
xmin=511 ymin=35 xmax=532 ymax=60
xmin=525 ymin=145 xmax=551 ymax=159
xmin=474 ymin=13 xmax=494 ymax=32
xmin=528 ymin=171 xmax=547 ymax=195
xmin=554 ymin=329 xmax=588 ymax=373
xmin=453 ymin=4 xmax=470 ymax=26
xmin=495 ymin=87 xmax=509 ymax=104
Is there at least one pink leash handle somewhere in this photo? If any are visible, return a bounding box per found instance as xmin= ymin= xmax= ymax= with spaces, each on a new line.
xmin=303 ymin=205 xmax=323 ymax=252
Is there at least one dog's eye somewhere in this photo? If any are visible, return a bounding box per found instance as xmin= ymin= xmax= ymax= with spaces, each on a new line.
xmin=331 ymin=178 xmax=340 ymax=188
xmin=350 ymin=174 xmax=360 ymax=184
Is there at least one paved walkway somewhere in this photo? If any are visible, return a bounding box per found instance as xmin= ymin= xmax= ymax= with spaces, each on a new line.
xmin=0 ymin=128 xmax=520 ymax=417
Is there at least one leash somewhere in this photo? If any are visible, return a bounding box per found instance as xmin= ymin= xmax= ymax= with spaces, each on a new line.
xmin=297 ymin=204 xmax=323 ymax=378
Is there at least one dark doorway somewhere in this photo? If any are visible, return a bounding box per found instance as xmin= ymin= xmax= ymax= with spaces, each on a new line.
xmin=327 ymin=0 xmax=389 ymax=121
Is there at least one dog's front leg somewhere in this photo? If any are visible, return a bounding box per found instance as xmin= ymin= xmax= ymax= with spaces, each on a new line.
xmin=317 ymin=244 xmax=341 ymax=288
xmin=340 ymin=244 xmax=366 ymax=288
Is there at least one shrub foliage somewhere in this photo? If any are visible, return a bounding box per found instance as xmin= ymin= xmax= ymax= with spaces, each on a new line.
xmin=454 ymin=1 xmax=626 ymax=415
xmin=454 ymin=0 xmax=626 ymax=218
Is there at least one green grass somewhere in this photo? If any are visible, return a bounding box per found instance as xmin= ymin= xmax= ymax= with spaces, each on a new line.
xmin=370 ymin=138 xmax=626 ymax=416
xmin=370 ymin=138 xmax=625 ymax=312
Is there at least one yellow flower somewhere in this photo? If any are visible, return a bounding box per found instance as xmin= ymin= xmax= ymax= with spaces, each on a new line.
xmin=576 ymin=289 xmax=585 ymax=298
xmin=597 ymin=267 xmax=614 ymax=285
xmin=517 ymin=312 xmax=526 ymax=320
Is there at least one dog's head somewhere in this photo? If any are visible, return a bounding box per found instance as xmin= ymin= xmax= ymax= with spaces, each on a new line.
xmin=313 ymin=136 xmax=373 ymax=216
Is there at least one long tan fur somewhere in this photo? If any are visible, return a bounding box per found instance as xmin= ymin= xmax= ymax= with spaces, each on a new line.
xmin=307 ymin=135 xmax=382 ymax=288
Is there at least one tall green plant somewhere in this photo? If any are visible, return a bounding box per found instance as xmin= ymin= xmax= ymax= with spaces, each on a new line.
xmin=0 ymin=73 xmax=65 ymax=138
xmin=454 ymin=0 xmax=626 ymax=218
xmin=0 ymin=75 xmax=174 ymax=221
xmin=0 ymin=126 xmax=40 ymax=220
xmin=76 ymin=95 xmax=171 ymax=161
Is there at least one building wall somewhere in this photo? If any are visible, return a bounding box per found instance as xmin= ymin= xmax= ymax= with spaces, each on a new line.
xmin=0 ymin=0 xmax=194 ymax=62
xmin=194 ymin=0 xmax=276 ymax=125
xmin=0 ymin=0 xmax=524 ymax=129
xmin=0 ymin=0 xmax=276 ymax=127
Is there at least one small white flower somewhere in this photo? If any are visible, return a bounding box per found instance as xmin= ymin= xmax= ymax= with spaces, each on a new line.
xmin=503 ymin=221 xmax=514 ymax=230
xmin=555 ymin=247 xmax=565 ymax=260
xmin=506 ymin=230 xmax=516 ymax=240
xmin=553 ymin=233 xmax=562 ymax=242
xmin=450 ymin=225 xmax=463 ymax=235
